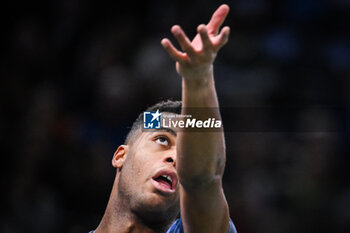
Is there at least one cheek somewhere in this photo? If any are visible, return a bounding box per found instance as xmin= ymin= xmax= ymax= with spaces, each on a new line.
xmin=132 ymin=141 xmax=156 ymax=163
xmin=128 ymin=139 xmax=162 ymax=176
xmin=130 ymin=148 xmax=152 ymax=176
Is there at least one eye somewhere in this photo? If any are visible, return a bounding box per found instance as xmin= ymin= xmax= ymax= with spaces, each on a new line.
xmin=155 ymin=136 xmax=169 ymax=146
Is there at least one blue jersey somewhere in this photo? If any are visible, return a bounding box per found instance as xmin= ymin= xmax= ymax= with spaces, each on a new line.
xmin=166 ymin=218 xmax=237 ymax=233
xmin=90 ymin=218 xmax=237 ymax=233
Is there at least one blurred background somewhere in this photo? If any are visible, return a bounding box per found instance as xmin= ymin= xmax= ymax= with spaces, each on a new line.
xmin=2 ymin=0 xmax=350 ymax=232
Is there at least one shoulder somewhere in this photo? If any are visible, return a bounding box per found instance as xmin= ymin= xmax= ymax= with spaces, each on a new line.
xmin=228 ymin=218 xmax=238 ymax=233
xmin=166 ymin=218 xmax=183 ymax=233
xmin=166 ymin=218 xmax=237 ymax=233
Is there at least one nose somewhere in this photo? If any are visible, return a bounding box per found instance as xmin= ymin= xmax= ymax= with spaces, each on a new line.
xmin=164 ymin=154 xmax=176 ymax=167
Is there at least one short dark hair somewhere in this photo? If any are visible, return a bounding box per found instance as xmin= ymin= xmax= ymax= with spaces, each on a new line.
xmin=124 ymin=100 xmax=182 ymax=144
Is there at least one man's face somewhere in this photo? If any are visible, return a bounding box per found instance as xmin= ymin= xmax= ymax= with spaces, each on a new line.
xmin=118 ymin=127 xmax=180 ymax=221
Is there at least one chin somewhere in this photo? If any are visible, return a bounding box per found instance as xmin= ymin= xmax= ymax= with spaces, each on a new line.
xmin=132 ymin=193 xmax=180 ymax=225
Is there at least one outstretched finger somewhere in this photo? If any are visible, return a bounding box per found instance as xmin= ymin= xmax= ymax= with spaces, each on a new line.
xmin=198 ymin=25 xmax=213 ymax=51
xmin=206 ymin=4 xmax=230 ymax=35
xmin=171 ymin=25 xmax=196 ymax=57
xmin=161 ymin=38 xmax=187 ymax=62
xmin=213 ymin=26 xmax=230 ymax=51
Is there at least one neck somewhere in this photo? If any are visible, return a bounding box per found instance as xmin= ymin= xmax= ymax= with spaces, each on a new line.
xmin=93 ymin=174 xmax=172 ymax=233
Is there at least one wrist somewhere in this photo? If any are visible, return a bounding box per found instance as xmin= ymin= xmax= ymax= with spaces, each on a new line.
xmin=181 ymin=65 xmax=214 ymax=89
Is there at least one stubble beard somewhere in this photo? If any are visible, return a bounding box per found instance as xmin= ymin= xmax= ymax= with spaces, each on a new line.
xmin=117 ymin=167 xmax=180 ymax=230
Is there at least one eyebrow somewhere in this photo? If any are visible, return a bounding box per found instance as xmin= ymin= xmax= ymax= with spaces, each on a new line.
xmin=156 ymin=127 xmax=177 ymax=137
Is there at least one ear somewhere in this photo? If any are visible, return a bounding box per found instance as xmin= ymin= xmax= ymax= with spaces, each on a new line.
xmin=112 ymin=145 xmax=128 ymax=168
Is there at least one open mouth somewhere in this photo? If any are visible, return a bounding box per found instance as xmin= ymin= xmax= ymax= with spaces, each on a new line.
xmin=151 ymin=170 xmax=177 ymax=194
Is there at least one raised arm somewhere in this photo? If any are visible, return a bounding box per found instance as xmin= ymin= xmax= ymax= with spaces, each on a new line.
xmin=161 ymin=4 xmax=231 ymax=233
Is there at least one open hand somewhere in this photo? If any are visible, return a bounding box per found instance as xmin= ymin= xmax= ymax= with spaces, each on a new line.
xmin=161 ymin=4 xmax=230 ymax=83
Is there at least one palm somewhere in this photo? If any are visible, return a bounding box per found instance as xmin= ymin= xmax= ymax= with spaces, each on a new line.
xmin=190 ymin=22 xmax=222 ymax=51
xmin=191 ymin=32 xmax=205 ymax=51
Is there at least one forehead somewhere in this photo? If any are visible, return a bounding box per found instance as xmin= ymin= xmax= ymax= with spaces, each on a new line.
xmin=131 ymin=127 xmax=177 ymax=145
xmin=142 ymin=128 xmax=177 ymax=140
